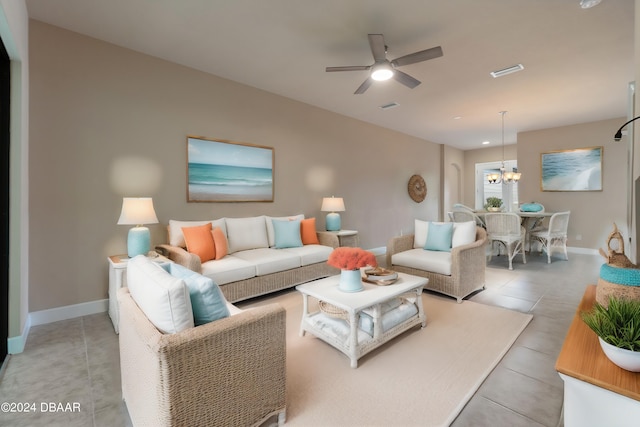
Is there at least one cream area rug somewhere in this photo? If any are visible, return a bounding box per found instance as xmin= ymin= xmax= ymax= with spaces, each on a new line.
xmin=241 ymin=290 xmax=533 ymax=427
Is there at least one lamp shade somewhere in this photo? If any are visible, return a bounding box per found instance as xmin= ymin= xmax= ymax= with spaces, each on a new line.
xmin=321 ymin=197 xmax=345 ymax=212
xmin=117 ymin=197 xmax=159 ymax=225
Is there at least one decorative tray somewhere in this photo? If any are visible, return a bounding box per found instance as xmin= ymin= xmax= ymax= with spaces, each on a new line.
xmin=363 ymin=267 xmax=399 ymax=286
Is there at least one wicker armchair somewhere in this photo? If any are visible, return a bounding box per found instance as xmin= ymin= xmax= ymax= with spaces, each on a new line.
xmin=386 ymin=227 xmax=487 ymax=303
xmin=118 ymin=287 xmax=287 ymax=427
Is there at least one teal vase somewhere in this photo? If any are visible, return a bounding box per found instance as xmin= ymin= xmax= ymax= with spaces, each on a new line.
xmin=339 ymin=269 xmax=363 ymax=292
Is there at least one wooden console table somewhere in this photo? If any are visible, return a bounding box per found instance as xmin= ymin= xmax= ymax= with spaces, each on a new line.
xmin=556 ymin=285 xmax=640 ymax=426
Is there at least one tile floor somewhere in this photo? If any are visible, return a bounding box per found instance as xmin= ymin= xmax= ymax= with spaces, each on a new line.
xmin=0 ymin=250 xmax=601 ymax=426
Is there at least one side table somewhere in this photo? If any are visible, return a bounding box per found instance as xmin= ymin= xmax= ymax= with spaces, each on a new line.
xmin=556 ymin=285 xmax=640 ymax=426
xmin=108 ymin=254 xmax=170 ymax=333
xmin=331 ymin=230 xmax=359 ymax=247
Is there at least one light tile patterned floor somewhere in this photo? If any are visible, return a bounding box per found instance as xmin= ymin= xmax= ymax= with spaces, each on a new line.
xmin=0 ymin=251 xmax=600 ymax=426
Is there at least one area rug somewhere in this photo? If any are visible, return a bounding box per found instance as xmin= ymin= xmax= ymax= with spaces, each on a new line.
xmin=242 ymin=290 xmax=533 ymax=427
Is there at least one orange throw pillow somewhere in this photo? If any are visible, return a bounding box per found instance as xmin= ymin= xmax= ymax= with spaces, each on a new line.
xmin=182 ymin=223 xmax=216 ymax=262
xmin=211 ymin=227 xmax=228 ymax=260
xmin=301 ymin=218 xmax=320 ymax=245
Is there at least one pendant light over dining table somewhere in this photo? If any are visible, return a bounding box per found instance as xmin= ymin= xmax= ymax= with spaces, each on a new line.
xmin=487 ymin=111 xmax=522 ymax=184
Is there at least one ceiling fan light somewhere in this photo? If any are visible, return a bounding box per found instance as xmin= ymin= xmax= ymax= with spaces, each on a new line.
xmin=371 ymin=64 xmax=394 ymax=81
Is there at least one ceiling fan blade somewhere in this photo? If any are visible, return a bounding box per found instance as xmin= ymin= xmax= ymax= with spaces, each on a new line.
xmin=393 ymin=70 xmax=421 ymax=89
xmin=391 ymin=46 xmax=443 ymax=68
xmin=354 ymin=77 xmax=374 ymax=95
xmin=368 ymin=34 xmax=387 ymax=62
xmin=326 ymin=65 xmax=370 ymax=72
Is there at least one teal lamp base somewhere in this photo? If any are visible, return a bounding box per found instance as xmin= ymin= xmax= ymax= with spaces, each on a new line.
xmin=127 ymin=226 xmax=150 ymax=258
xmin=326 ymin=212 xmax=341 ymax=231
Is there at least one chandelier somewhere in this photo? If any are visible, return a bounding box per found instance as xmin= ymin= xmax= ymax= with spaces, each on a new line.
xmin=487 ymin=111 xmax=522 ymax=184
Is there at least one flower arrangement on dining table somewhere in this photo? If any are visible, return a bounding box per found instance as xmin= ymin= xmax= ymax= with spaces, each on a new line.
xmin=327 ymin=247 xmax=378 ymax=271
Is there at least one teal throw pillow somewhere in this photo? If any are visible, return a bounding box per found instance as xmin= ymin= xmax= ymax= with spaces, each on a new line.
xmin=163 ymin=263 xmax=230 ymax=326
xmin=424 ymin=222 xmax=453 ymax=252
xmin=273 ymin=219 xmax=303 ymax=249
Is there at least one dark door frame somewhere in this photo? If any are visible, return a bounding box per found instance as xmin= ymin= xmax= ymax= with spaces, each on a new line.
xmin=0 ymin=37 xmax=10 ymax=364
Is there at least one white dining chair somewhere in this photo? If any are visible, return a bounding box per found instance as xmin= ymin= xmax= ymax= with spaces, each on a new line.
xmin=452 ymin=204 xmax=485 ymax=228
xmin=484 ymin=212 xmax=527 ymax=270
xmin=530 ymin=211 xmax=571 ymax=263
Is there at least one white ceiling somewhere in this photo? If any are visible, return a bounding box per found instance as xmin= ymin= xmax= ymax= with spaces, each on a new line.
xmin=25 ymin=0 xmax=635 ymax=150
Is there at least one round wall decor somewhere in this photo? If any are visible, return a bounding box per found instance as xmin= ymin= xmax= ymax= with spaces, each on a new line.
xmin=408 ymin=174 xmax=426 ymax=203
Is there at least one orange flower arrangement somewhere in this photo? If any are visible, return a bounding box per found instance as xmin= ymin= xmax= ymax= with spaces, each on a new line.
xmin=327 ymin=247 xmax=378 ymax=270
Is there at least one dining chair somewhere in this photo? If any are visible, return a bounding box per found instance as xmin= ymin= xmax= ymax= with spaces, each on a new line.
xmin=530 ymin=211 xmax=571 ymax=263
xmin=484 ymin=212 xmax=527 ymax=270
xmin=452 ymin=204 xmax=485 ymax=228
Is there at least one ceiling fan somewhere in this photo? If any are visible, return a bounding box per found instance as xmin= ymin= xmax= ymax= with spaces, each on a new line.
xmin=326 ymin=34 xmax=443 ymax=95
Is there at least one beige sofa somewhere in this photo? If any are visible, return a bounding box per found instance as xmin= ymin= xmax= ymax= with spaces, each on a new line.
xmin=387 ymin=220 xmax=487 ymax=303
xmin=118 ymin=255 xmax=286 ymax=426
xmin=157 ymin=215 xmax=339 ymax=303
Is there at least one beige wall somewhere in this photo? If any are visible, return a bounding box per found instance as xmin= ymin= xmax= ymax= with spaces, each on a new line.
xmin=443 ymin=144 xmax=465 ymax=216
xmin=517 ymin=118 xmax=628 ymax=250
xmin=28 ymin=21 xmax=442 ymax=312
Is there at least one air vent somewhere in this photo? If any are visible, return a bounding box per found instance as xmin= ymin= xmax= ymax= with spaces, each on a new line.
xmin=490 ymin=64 xmax=524 ymax=78
xmin=379 ymin=102 xmax=399 ymax=110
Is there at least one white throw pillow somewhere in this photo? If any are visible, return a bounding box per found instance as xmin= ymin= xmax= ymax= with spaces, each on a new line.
xmin=452 ymin=221 xmax=477 ymax=248
xmin=126 ymin=255 xmax=194 ymax=334
xmin=225 ymin=216 xmax=269 ymax=253
xmin=266 ymin=214 xmax=304 ymax=247
xmin=414 ymin=219 xmax=429 ymax=249
xmin=168 ymin=219 xmax=226 ymax=247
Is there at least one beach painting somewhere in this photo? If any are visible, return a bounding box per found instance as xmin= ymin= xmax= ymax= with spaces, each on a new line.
xmin=187 ymin=137 xmax=274 ymax=202
xmin=541 ymin=146 xmax=602 ymax=192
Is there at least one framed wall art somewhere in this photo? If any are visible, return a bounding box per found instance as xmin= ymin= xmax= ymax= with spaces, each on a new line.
xmin=187 ymin=136 xmax=274 ymax=202
xmin=540 ymin=146 xmax=602 ymax=192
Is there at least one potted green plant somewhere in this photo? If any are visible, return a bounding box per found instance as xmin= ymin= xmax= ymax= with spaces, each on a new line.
xmin=581 ymin=296 xmax=640 ymax=372
xmin=484 ymin=197 xmax=502 ymax=212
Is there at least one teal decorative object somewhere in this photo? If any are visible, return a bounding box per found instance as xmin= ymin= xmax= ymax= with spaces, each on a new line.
xmin=338 ymin=269 xmax=363 ymax=292
xmin=128 ymin=226 xmax=151 ymax=258
xmin=520 ymin=203 xmax=543 ymax=212
xmin=600 ymin=263 xmax=640 ymax=286
xmin=326 ymin=212 xmax=341 ymax=231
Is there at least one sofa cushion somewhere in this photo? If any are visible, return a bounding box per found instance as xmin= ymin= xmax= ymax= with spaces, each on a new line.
xmin=211 ymin=227 xmax=228 ymax=260
xmin=182 ymin=223 xmax=216 ymax=262
xmin=169 ymin=219 xmax=226 ymax=248
xmin=266 ymin=214 xmax=304 ymax=247
xmin=226 ymin=216 xmax=269 ymax=253
xmin=301 ymin=218 xmax=320 ymax=245
xmin=273 ymin=219 xmax=303 ymax=249
xmin=452 ymin=221 xmax=476 ymax=248
xmin=392 ymin=248 xmax=452 ymax=276
xmin=126 ymin=255 xmax=194 ymax=334
xmin=414 ymin=219 xmax=429 ymax=249
xmin=424 ymin=222 xmax=453 ymax=252
xmin=232 ymin=248 xmax=301 ymax=276
xmin=163 ymin=263 xmax=230 ymax=326
xmin=282 ymin=244 xmax=333 ymax=266
xmin=201 ymin=256 xmax=257 ymax=286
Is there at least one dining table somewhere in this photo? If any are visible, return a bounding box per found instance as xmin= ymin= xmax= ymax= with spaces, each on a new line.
xmin=475 ymin=210 xmax=556 ymax=252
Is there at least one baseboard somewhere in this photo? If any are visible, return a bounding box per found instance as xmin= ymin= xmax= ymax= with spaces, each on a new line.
xmin=567 ymin=246 xmax=599 ymax=255
xmin=7 ymin=314 xmax=30 ymax=354
xmin=368 ymin=246 xmax=387 ymax=256
xmin=29 ymin=299 xmax=109 ymax=327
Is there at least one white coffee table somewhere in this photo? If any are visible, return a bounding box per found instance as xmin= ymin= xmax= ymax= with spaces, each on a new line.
xmin=296 ymin=272 xmax=428 ymax=368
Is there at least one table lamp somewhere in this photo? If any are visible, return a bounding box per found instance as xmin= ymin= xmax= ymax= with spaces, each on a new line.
xmin=117 ymin=197 xmax=159 ymax=258
xmin=321 ymin=196 xmax=345 ymax=231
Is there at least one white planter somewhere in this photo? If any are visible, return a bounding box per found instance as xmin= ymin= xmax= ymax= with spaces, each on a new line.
xmin=598 ymin=337 xmax=640 ymax=372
